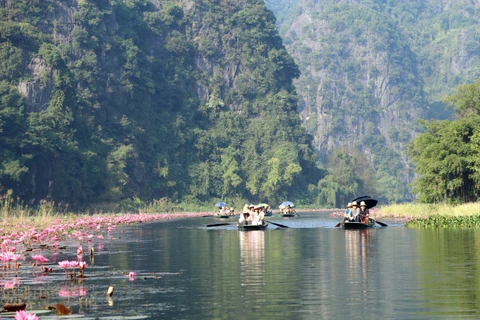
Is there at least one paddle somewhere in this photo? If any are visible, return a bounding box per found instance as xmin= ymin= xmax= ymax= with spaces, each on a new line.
xmin=335 ymin=221 xmax=342 ymax=228
xmin=370 ymin=218 xmax=388 ymax=227
xmin=265 ymin=220 xmax=289 ymax=228
xmin=206 ymin=223 xmax=231 ymax=227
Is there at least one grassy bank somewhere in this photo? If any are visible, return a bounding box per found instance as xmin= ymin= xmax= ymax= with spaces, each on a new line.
xmin=377 ymin=202 xmax=480 ymax=219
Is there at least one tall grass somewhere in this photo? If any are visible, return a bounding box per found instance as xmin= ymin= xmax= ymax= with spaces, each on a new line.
xmin=378 ymin=202 xmax=480 ymax=218
xmin=0 ymin=189 xmax=71 ymax=230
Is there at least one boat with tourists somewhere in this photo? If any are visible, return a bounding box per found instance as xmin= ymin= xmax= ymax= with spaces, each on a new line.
xmin=214 ymin=201 xmax=234 ymax=218
xmin=279 ymin=201 xmax=296 ymax=217
xmin=337 ymin=196 xmax=387 ymax=229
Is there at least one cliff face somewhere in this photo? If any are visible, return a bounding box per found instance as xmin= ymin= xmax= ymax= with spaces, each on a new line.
xmin=265 ymin=0 xmax=480 ymax=202
xmin=0 ymin=0 xmax=321 ymax=206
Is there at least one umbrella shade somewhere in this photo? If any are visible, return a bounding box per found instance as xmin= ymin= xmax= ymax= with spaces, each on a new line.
xmin=351 ymin=197 xmax=377 ymax=209
xmin=258 ymin=203 xmax=269 ymax=208
xmin=351 ymin=195 xmax=371 ymax=203
xmin=280 ymin=201 xmax=294 ymax=207
xmin=215 ymin=202 xmax=227 ymax=208
xmin=279 ymin=204 xmax=285 ymax=209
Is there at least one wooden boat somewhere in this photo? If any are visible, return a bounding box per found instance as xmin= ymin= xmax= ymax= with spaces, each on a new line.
xmin=215 ymin=214 xmax=231 ymax=219
xmin=281 ymin=213 xmax=295 ymax=217
xmin=342 ymin=219 xmax=375 ymax=229
xmin=237 ymin=222 xmax=268 ymax=231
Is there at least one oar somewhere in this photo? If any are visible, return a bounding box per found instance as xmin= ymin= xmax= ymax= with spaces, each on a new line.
xmin=370 ymin=218 xmax=388 ymax=227
xmin=266 ymin=220 xmax=289 ymax=228
xmin=206 ymin=223 xmax=231 ymax=227
xmin=335 ymin=221 xmax=342 ymax=228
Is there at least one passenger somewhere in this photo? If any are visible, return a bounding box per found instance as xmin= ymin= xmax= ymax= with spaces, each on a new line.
xmin=285 ymin=205 xmax=292 ymax=215
xmin=248 ymin=204 xmax=257 ymax=224
xmin=239 ymin=204 xmax=252 ymax=225
xmin=252 ymin=205 xmax=265 ymax=225
xmin=344 ymin=202 xmax=352 ymax=221
xmin=359 ymin=201 xmax=370 ymax=224
xmin=238 ymin=211 xmax=251 ymax=225
xmin=265 ymin=205 xmax=272 ymax=215
xmin=350 ymin=201 xmax=361 ymax=222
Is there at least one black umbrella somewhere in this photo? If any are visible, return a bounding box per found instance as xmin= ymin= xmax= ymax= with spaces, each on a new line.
xmin=351 ymin=196 xmax=378 ymax=209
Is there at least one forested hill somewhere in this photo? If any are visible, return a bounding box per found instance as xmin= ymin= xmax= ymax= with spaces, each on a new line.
xmin=265 ymin=0 xmax=480 ymax=205
xmin=0 ymin=0 xmax=324 ymax=208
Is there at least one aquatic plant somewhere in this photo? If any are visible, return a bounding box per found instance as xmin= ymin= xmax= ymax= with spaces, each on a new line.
xmin=405 ymin=215 xmax=480 ymax=228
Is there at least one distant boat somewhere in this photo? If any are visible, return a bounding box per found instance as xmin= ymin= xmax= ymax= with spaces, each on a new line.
xmin=214 ymin=214 xmax=231 ymax=219
xmin=280 ymin=213 xmax=295 ymax=217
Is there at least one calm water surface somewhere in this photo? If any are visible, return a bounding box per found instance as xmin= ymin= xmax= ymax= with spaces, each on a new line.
xmin=14 ymin=211 xmax=480 ymax=319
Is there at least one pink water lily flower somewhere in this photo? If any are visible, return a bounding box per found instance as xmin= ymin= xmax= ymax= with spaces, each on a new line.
xmin=129 ymin=271 xmax=136 ymax=281
xmin=15 ymin=310 xmax=39 ymax=320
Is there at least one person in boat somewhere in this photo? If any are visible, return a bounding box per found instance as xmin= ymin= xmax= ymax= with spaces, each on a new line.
xmin=239 ymin=205 xmax=252 ymax=225
xmin=350 ymin=201 xmax=361 ymax=222
xmin=285 ymin=204 xmax=292 ymax=215
xmin=359 ymin=201 xmax=370 ymax=224
xmin=252 ymin=205 xmax=265 ymax=225
xmin=248 ymin=204 xmax=257 ymax=223
xmin=219 ymin=206 xmax=228 ymax=216
xmin=344 ymin=202 xmax=352 ymax=221
xmin=265 ymin=205 xmax=272 ymax=215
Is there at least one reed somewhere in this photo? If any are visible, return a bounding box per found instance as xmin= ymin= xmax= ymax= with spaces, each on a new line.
xmin=377 ymin=202 xmax=480 ymax=219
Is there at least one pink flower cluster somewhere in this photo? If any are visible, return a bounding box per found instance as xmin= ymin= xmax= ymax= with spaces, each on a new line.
xmin=58 ymin=260 xmax=88 ymax=278
xmin=31 ymin=254 xmax=49 ymax=265
xmin=15 ymin=310 xmax=39 ymax=320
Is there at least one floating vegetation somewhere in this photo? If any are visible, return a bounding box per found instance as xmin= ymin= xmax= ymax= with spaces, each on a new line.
xmin=405 ymin=215 xmax=480 ymax=228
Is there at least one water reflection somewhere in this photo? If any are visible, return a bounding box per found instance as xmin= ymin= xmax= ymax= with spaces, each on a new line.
xmin=239 ymin=230 xmax=265 ymax=289
xmin=344 ymin=229 xmax=375 ymax=309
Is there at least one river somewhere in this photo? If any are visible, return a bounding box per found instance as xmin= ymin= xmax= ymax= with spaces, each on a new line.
xmin=9 ymin=211 xmax=480 ymax=319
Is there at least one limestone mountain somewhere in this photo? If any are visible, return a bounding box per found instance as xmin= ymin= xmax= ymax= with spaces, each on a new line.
xmin=265 ymin=0 xmax=480 ymax=204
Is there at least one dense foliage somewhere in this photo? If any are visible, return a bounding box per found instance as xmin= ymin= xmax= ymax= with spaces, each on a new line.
xmin=408 ymin=80 xmax=480 ymax=203
xmin=0 ymin=0 xmax=323 ymax=208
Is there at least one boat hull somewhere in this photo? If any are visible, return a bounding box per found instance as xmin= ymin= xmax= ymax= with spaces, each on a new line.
xmin=342 ymin=220 xmax=375 ymax=229
xmin=281 ymin=214 xmax=295 ymax=217
xmin=238 ymin=223 xmax=268 ymax=231
xmin=215 ymin=215 xmax=231 ymax=219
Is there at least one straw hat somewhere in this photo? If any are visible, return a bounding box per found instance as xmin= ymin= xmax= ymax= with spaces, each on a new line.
xmin=243 ymin=204 xmax=250 ymax=213
xmin=352 ymin=201 xmax=358 ymax=206
xmin=347 ymin=202 xmax=352 ymax=208
xmin=360 ymin=201 xmax=366 ymax=207
xmin=248 ymin=204 xmax=255 ymax=208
